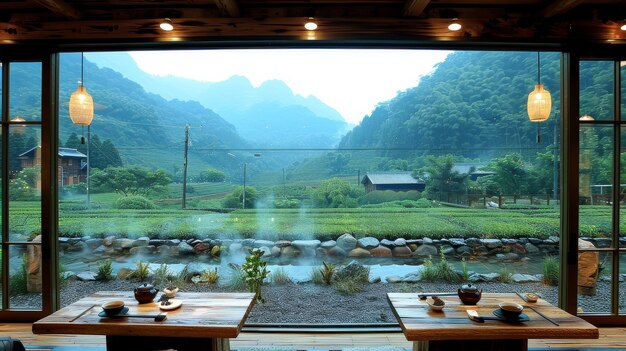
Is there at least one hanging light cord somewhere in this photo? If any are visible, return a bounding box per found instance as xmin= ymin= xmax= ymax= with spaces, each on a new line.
xmin=537 ymin=52 xmax=540 ymax=85
xmin=80 ymin=52 xmax=84 ymax=87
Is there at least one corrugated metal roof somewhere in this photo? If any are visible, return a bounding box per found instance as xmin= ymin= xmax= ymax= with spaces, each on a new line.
xmin=18 ymin=146 xmax=87 ymax=158
xmin=58 ymin=147 xmax=87 ymax=158
xmin=362 ymin=172 xmax=424 ymax=185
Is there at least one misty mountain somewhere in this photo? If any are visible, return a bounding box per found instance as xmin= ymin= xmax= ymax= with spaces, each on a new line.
xmin=88 ymin=52 xmax=349 ymax=148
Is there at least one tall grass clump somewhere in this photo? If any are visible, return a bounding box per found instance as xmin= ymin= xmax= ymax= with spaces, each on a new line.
xmin=334 ymin=262 xmax=369 ymax=295
xmin=434 ymin=253 xmax=461 ymax=282
xmin=542 ymin=256 xmax=559 ymax=286
xmin=153 ymin=264 xmax=175 ymax=286
xmin=461 ymin=257 xmax=469 ymax=281
xmin=129 ymin=260 xmax=150 ymax=281
xmin=201 ymin=268 xmax=219 ymax=285
xmin=497 ymin=264 xmax=512 ymax=283
xmin=96 ymin=259 xmax=114 ymax=281
xmin=420 ymin=257 xmax=437 ymax=282
xmin=270 ymin=267 xmax=292 ymax=285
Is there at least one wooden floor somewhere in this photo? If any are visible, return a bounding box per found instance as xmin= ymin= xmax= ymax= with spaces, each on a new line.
xmin=0 ymin=325 xmax=625 ymax=349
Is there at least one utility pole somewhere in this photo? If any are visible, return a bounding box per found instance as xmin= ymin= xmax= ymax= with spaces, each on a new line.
xmin=182 ymin=124 xmax=189 ymax=209
xmin=283 ymin=168 xmax=286 ymax=199
xmin=357 ymin=169 xmax=360 ymax=186
xmin=243 ymin=162 xmax=247 ymax=209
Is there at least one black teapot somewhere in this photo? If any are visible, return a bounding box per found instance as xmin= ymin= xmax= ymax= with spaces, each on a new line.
xmin=134 ymin=283 xmax=159 ymax=304
xmin=457 ymin=283 xmax=482 ymax=305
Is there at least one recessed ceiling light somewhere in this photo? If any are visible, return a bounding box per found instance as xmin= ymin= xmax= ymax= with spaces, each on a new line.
xmin=448 ymin=19 xmax=462 ymax=31
xmin=304 ymin=17 xmax=318 ymax=31
xmin=621 ymin=22 xmax=626 ymax=31
xmin=580 ymin=114 xmax=595 ymax=121
xmin=160 ymin=18 xmax=174 ymax=31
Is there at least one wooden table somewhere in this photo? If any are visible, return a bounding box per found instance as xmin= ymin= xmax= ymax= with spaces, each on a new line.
xmin=387 ymin=293 xmax=598 ymax=351
xmin=33 ymin=291 xmax=256 ymax=351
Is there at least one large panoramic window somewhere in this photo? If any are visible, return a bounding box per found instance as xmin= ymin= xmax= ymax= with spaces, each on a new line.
xmin=50 ymin=50 xmax=564 ymax=324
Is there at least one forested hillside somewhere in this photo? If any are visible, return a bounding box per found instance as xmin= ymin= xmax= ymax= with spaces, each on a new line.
xmin=339 ymin=51 xmax=563 ymax=156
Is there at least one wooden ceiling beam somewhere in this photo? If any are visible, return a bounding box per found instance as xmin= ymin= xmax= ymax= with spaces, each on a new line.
xmin=542 ymin=0 xmax=585 ymax=17
xmin=31 ymin=0 xmax=82 ymax=19
xmin=402 ymin=0 xmax=431 ymax=17
xmin=214 ymin=0 xmax=240 ymax=17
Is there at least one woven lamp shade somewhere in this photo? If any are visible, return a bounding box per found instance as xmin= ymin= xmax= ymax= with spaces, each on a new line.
xmin=69 ymin=86 xmax=94 ymax=126
xmin=527 ymin=84 xmax=551 ymax=122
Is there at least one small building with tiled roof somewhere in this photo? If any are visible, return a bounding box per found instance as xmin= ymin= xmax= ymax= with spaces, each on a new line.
xmin=19 ymin=146 xmax=87 ymax=186
xmin=361 ymin=172 xmax=425 ymax=193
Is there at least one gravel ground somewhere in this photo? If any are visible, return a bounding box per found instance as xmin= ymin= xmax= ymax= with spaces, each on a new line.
xmin=10 ymin=280 xmax=623 ymax=323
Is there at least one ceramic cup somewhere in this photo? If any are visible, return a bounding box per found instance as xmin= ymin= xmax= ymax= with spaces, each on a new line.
xmin=499 ymin=302 xmax=524 ymax=319
xmin=101 ymin=300 xmax=125 ymax=316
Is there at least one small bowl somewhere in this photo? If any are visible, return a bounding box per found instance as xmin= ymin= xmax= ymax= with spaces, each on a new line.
xmin=426 ymin=297 xmax=445 ymax=312
xmin=499 ymin=302 xmax=523 ymax=319
xmin=164 ymin=287 xmax=179 ymax=298
xmin=525 ymin=293 xmax=539 ymax=303
xmin=101 ymin=300 xmax=125 ymax=316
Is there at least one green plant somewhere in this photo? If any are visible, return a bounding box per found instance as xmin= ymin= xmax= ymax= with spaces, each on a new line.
xmin=333 ymin=262 xmax=369 ymax=295
xmin=497 ymin=264 xmax=512 ymax=283
xmin=461 ymin=257 xmax=469 ymax=281
xmin=9 ymin=255 xmax=27 ymax=296
xmin=129 ymin=260 xmax=150 ymax=281
xmin=201 ymin=268 xmax=219 ymax=285
xmin=542 ymin=256 xmax=559 ymax=286
xmin=420 ymin=257 xmax=437 ymax=282
xmin=319 ymin=262 xmax=335 ymax=285
xmin=311 ymin=268 xmax=324 ymax=284
xmin=96 ymin=259 xmax=114 ymax=281
xmin=227 ymin=264 xmax=247 ymax=290
xmin=433 ymin=253 xmax=462 ymax=282
xmin=271 ymin=267 xmax=292 ymax=285
xmin=242 ymin=248 xmax=270 ymax=303
xmin=115 ymin=195 xmax=156 ymax=209
xmin=153 ymin=264 xmax=174 ymax=286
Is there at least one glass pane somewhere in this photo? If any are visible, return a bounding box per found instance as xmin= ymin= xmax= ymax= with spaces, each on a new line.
xmin=579 ymin=125 xmax=613 ymax=249
xmin=578 ymin=251 xmax=612 ymax=314
xmin=8 ymin=244 xmax=42 ymax=310
xmin=621 ymin=126 xmax=626 ymax=247
xmin=9 ymin=125 xmax=42 ymax=243
xmin=58 ymin=50 xmax=562 ymax=323
xmin=9 ymin=62 xmax=42 ymax=122
xmin=579 ymin=60 xmax=614 ymax=121
xmin=621 ymin=61 xmax=625 ymax=121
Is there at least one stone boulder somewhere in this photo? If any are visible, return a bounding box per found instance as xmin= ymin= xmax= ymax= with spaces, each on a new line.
xmin=348 ymin=247 xmax=372 ymax=258
xmin=370 ymin=246 xmax=392 ymax=257
xmin=337 ymin=233 xmax=357 ymax=251
xmin=511 ymin=273 xmax=541 ymax=283
xmin=292 ymin=240 xmax=321 ymax=249
xmin=77 ymin=271 xmax=97 ymax=281
xmin=281 ymin=246 xmax=301 ymax=258
xmin=393 ymin=238 xmax=407 ymax=247
xmin=327 ymin=246 xmax=347 ymax=259
xmin=193 ymin=242 xmax=211 ymax=253
xmin=274 ymin=240 xmax=292 ymax=248
xmin=413 ymin=244 xmax=438 ymax=257
xmin=392 ymin=246 xmax=413 ymax=257
xmin=133 ymin=237 xmax=150 ymax=247
xmin=357 ymin=237 xmax=380 ymax=249
xmin=481 ymin=239 xmax=502 ymax=248
xmin=321 ymin=240 xmax=336 ymax=249
xmin=524 ymin=243 xmax=540 ymax=254
xmin=178 ymin=242 xmax=194 ymax=255
xmin=252 ymin=240 xmax=275 ymax=248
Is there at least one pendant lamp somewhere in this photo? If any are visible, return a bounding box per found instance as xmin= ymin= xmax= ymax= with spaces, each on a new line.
xmin=69 ymin=53 xmax=94 ymax=127
xmin=527 ymin=52 xmax=552 ymax=143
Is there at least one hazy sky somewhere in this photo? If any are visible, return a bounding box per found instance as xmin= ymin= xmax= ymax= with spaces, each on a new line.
xmin=130 ymin=49 xmax=451 ymax=124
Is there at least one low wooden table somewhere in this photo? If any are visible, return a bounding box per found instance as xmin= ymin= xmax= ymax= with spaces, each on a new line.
xmin=387 ymin=292 xmax=598 ymax=351
xmin=33 ymin=291 xmax=256 ymax=351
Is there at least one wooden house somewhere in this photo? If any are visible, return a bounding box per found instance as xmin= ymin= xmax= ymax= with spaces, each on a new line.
xmin=19 ymin=146 xmax=87 ymax=186
xmin=361 ymin=172 xmax=425 ymax=193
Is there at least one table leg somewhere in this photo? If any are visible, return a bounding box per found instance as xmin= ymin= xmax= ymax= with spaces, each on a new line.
xmin=413 ymin=339 xmax=528 ymax=351
xmin=106 ymin=335 xmax=230 ymax=351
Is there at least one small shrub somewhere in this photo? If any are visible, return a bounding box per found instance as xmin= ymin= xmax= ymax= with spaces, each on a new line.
xmin=497 ymin=265 xmax=512 ymax=283
xmin=543 ymin=256 xmax=559 ymax=286
xmin=153 ymin=264 xmax=174 ymax=286
xmin=201 ymin=268 xmax=219 ymax=285
xmin=273 ymin=198 xmax=301 ymax=209
xmin=334 ymin=262 xmax=369 ymax=295
xmin=129 ymin=260 xmax=150 ymax=281
xmin=271 ymin=267 xmax=292 ymax=285
xmin=242 ymin=248 xmax=270 ymax=303
xmin=434 ymin=253 xmax=462 ymax=282
xmin=115 ymin=195 xmax=156 ymax=209
xmin=96 ymin=259 xmax=114 ymax=281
